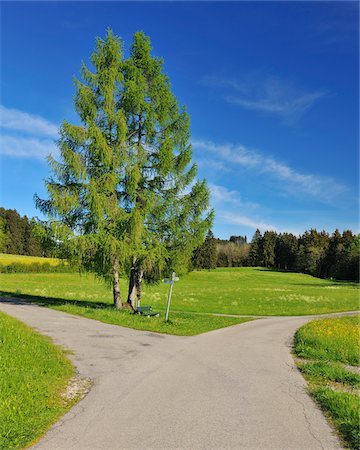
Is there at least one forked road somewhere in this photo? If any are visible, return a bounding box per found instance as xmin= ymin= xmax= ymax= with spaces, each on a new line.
xmin=1 ymin=300 xmax=357 ymax=450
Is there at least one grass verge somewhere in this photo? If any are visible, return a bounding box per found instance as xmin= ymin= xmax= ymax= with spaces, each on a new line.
xmin=14 ymin=298 xmax=255 ymax=335
xmin=294 ymin=315 xmax=360 ymax=449
xmin=0 ymin=312 xmax=75 ymax=449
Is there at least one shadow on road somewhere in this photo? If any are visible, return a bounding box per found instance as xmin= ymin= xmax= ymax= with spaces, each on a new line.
xmin=0 ymin=291 xmax=114 ymax=310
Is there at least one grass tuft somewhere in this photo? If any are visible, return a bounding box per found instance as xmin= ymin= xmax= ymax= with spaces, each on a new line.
xmin=312 ymin=387 xmax=360 ymax=450
xmin=297 ymin=361 xmax=360 ymax=387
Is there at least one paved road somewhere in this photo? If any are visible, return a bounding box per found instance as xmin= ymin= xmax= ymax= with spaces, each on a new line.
xmin=1 ymin=300 xmax=355 ymax=450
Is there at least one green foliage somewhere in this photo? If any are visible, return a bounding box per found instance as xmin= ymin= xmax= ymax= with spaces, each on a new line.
xmin=0 ymin=312 xmax=74 ymax=449
xmin=312 ymin=388 xmax=359 ymax=449
xmin=31 ymin=220 xmax=59 ymax=257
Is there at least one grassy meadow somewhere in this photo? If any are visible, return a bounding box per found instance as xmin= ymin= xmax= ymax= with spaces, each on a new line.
xmin=0 ymin=312 xmax=75 ymax=450
xmin=0 ymin=266 xmax=358 ymax=335
xmin=294 ymin=316 xmax=360 ymax=449
xmin=0 ymin=267 xmax=358 ymax=316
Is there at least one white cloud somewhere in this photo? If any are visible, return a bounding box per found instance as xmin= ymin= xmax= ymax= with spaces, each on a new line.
xmin=0 ymin=106 xmax=59 ymax=160
xmin=0 ymin=135 xmax=57 ymax=159
xmin=209 ymin=183 xmax=258 ymax=209
xmin=226 ymin=91 xmax=325 ymax=117
xmin=218 ymin=211 xmax=303 ymax=236
xmin=0 ymin=105 xmax=58 ymax=138
xmin=196 ymin=158 xmax=230 ymax=172
xmin=219 ymin=211 xmax=277 ymax=233
xmin=193 ymin=139 xmax=347 ymax=202
xmin=204 ymin=74 xmax=326 ymax=121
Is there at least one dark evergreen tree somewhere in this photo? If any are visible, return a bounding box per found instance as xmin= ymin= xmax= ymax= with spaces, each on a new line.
xmin=248 ymin=229 xmax=263 ymax=266
xmin=1 ymin=209 xmax=25 ymax=255
xmin=321 ymin=230 xmax=358 ymax=280
xmin=275 ymin=233 xmax=298 ymax=270
xmin=262 ymin=231 xmax=277 ymax=268
xmin=31 ymin=220 xmax=59 ymax=257
xmin=296 ymin=229 xmax=329 ymax=276
xmin=0 ymin=213 xmax=8 ymax=253
xmin=23 ymin=218 xmax=43 ymax=256
xmin=229 ymin=235 xmax=247 ymax=246
xmin=192 ymin=230 xmax=217 ymax=270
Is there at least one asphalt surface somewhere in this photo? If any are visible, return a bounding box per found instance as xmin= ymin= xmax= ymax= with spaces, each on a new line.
xmin=1 ymin=299 xmax=356 ymax=450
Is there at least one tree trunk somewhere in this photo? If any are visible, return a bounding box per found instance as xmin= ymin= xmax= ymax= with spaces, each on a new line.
xmin=112 ymin=257 xmax=122 ymax=309
xmin=127 ymin=260 xmax=144 ymax=310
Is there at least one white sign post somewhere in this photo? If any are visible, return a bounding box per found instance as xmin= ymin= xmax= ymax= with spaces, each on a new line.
xmin=163 ymin=271 xmax=179 ymax=322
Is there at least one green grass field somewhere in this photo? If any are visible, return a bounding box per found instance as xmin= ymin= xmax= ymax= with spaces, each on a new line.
xmin=294 ymin=316 xmax=360 ymax=449
xmin=0 ymin=253 xmax=61 ymax=266
xmin=0 ymin=267 xmax=358 ymax=316
xmin=0 ymin=312 xmax=74 ymax=450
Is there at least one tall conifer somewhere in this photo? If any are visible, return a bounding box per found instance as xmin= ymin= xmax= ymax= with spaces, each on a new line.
xmin=36 ymin=30 xmax=213 ymax=309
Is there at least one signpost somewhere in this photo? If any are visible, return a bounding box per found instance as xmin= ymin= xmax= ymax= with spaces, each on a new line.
xmin=163 ymin=271 xmax=179 ymax=322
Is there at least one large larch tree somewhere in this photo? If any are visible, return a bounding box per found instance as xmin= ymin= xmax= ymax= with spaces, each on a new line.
xmin=36 ymin=29 xmax=213 ymax=309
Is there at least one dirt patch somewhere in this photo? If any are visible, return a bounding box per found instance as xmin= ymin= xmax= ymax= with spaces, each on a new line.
xmin=344 ymin=365 xmax=360 ymax=375
xmin=62 ymin=375 xmax=92 ymax=404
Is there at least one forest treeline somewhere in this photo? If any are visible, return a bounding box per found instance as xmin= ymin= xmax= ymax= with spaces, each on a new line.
xmin=1 ymin=208 xmax=358 ymax=281
xmin=0 ymin=208 xmax=58 ymax=257
xmin=192 ymin=229 xmax=359 ymax=281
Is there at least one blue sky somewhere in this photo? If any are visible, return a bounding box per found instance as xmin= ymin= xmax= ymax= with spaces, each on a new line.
xmin=0 ymin=1 xmax=358 ymax=240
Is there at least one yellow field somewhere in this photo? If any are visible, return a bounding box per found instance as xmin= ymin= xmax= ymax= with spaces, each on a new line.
xmin=0 ymin=253 xmax=61 ymax=266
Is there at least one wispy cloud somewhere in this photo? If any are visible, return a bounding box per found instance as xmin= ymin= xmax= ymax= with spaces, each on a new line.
xmin=204 ymin=74 xmax=327 ymax=122
xmin=193 ymin=139 xmax=347 ymax=202
xmin=197 ymin=158 xmax=230 ymax=172
xmin=0 ymin=105 xmax=58 ymax=138
xmin=0 ymin=105 xmax=58 ymax=159
xmin=0 ymin=135 xmax=57 ymax=160
xmin=218 ymin=211 xmax=303 ymax=236
xmin=219 ymin=211 xmax=277 ymax=233
xmin=209 ymin=183 xmax=258 ymax=209
xmin=208 ymin=183 xmax=281 ymax=235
